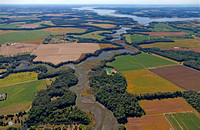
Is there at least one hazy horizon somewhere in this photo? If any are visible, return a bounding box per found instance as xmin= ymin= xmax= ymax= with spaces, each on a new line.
xmin=0 ymin=0 xmax=199 ymax=5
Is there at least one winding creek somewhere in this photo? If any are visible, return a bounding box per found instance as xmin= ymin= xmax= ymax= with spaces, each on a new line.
xmin=67 ymin=7 xmax=200 ymax=130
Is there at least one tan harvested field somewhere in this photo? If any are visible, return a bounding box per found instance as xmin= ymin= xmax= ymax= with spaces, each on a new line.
xmin=139 ymin=98 xmax=193 ymax=115
xmin=137 ymin=32 xmax=187 ymax=36
xmin=0 ymin=43 xmax=38 ymax=56
xmin=21 ymin=38 xmax=45 ymax=44
xmin=150 ymin=65 xmax=200 ymax=91
xmin=126 ymin=115 xmax=171 ymax=130
xmin=21 ymin=23 xmax=40 ymax=28
xmin=99 ymin=44 xmax=118 ymax=49
xmin=42 ymin=27 xmax=86 ymax=34
xmin=31 ymin=43 xmax=100 ymax=64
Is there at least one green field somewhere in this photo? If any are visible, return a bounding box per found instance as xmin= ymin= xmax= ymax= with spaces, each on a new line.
xmin=0 ymin=80 xmax=46 ymax=115
xmin=0 ymin=72 xmax=38 ymax=87
xmin=0 ymin=30 xmax=56 ymax=44
xmin=73 ymin=31 xmax=111 ymax=40
xmin=108 ymin=53 xmax=177 ymax=71
xmin=124 ymin=34 xmax=149 ymax=43
xmin=149 ymin=24 xmax=178 ymax=32
xmin=165 ymin=113 xmax=200 ymax=130
xmin=0 ymin=24 xmax=21 ymax=29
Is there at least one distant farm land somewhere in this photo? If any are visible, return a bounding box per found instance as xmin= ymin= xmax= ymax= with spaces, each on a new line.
xmin=139 ymin=98 xmax=193 ymax=115
xmin=0 ymin=30 xmax=56 ymax=44
xmin=108 ymin=53 xmax=177 ymax=71
xmin=0 ymin=43 xmax=38 ymax=56
xmin=0 ymin=72 xmax=38 ymax=87
xmin=0 ymin=80 xmax=45 ymax=115
xmin=137 ymin=31 xmax=187 ymax=36
xmin=140 ymin=39 xmax=200 ymax=48
xmin=126 ymin=115 xmax=171 ymax=130
xmin=165 ymin=113 xmax=200 ymax=130
xmin=86 ymin=23 xmax=116 ymax=29
xmin=41 ymin=27 xmax=86 ymax=34
xmin=150 ymin=65 xmax=200 ymax=91
xmin=31 ymin=43 xmax=100 ymax=65
xmin=122 ymin=69 xmax=183 ymax=94
xmin=73 ymin=31 xmax=111 ymax=40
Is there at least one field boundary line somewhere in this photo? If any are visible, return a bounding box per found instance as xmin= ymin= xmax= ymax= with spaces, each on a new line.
xmin=0 ymin=79 xmax=38 ymax=88
xmin=163 ymin=113 xmax=174 ymax=130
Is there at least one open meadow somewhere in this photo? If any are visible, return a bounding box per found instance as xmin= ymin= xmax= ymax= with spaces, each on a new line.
xmin=31 ymin=43 xmax=100 ymax=64
xmin=122 ymin=69 xmax=183 ymax=94
xmin=150 ymin=65 xmax=200 ymax=91
xmin=0 ymin=80 xmax=46 ymax=115
xmin=0 ymin=72 xmax=37 ymax=87
xmin=0 ymin=30 xmax=56 ymax=44
xmin=108 ymin=53 xmax=177 ymax=71
xmin=165 ymin=112 xmax=200 ymax=130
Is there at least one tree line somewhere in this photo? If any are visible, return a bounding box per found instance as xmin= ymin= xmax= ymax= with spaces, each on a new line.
xmin=142 ymin=48 xmax=200 ymax=70
xmin=25 ymin=69 xmax=90 ymax=128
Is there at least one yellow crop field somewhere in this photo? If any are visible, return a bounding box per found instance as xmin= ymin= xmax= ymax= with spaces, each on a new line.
xmin=0 ymin=72 xmax=38 ymax=87
xmin=73 ymin=31 xmax=111 ymax=40
xmin=122 ymin=69 xmax=183 ymax=95
xmin=140 ymin=39 xmax=200 ymax=48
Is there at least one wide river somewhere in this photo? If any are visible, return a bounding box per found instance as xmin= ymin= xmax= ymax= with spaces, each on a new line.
xmin=76 ymin=7 xmax=200 ymax=25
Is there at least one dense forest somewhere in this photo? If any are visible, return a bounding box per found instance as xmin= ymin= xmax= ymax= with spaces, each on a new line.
xmin=143 ymin=48 xmax=200 ymax=70
xmin=89 ymin=72 xmax=145 ymax=123
xmin=25 ymin=69 xmax=90 ymax=126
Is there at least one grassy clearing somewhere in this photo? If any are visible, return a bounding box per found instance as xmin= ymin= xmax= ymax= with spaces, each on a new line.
xmin=108 ymin=53 xmax=177 ymax=71
xmin=73 ymin=31 xmax=111 ymax=40
xmin=140 ymin=39 xmax=200 ymax=48
xmin=122 ymin=69 xmax=183 ymax=94
xmin=0 ymin=30 xmax=56 ymax=44
xmin=165 ymin=112 xmax=200 ymax=130
xmin=0 ymin=80 xmax=46 ymax=115
xmin=149 ymin=24 xmax=178 ymax=32
xmin=0 ymin=72 xmax=38 ymax=87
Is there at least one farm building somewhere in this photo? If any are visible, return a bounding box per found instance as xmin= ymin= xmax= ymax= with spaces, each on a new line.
xmin=105 ymin=68 xmax=117 ymax=75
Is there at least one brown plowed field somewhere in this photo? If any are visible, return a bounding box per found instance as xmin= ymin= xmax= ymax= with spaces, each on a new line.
xmin=31 ymin=43 xmax=100 ymax=65
xmin=137 ymin=32 xmax=187 ymax=36
xmin=139 ymin=98 xmax=193 ymax=115
xmin=150 ymin=65 xmax=200 ymax=91
xmin=0 ymin=43 xmax=38 ymax=56
xmin=126 ymin=115 xmax=171 ymax=130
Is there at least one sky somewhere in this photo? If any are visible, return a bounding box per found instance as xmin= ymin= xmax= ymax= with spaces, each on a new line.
xmin=0 ymin=0 xmax=199 ymax=5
